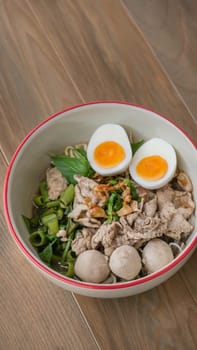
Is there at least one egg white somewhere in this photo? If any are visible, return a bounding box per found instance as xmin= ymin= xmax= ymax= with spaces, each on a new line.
xmin=87 ymin=124 xmax=132 ymax=176
xmin=129 ymin=138 xmax=177 ymax=189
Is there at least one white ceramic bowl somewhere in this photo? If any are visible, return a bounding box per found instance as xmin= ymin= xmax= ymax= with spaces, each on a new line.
xmin=4 ymin=102 xmax=197 ymax=298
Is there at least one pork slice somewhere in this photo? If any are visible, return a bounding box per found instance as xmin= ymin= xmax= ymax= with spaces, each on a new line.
xmin=68 ymin=204 xmax=88 ymax=219
xmin=74 ymin=175 xmax=100 ymax=205
xmin=144 ymin=197 xmax=157 ymax=217
xmin=157 ymin=186 xmax=175 ymax=210
xmin=91 ymin=222 xmax=122 ymax=255
xmin=72 ymin=228 xmax=96 ymax=255
xmin=173 ymin=191 xmax=195 ymax=219
xmin=159 ymin=202 xmax=176 ymax=221
xmin=177 ymin=207 xmax=195 ymax=220
xmin=126 ymin=213 xmax=139 ymax=227
xmin=136 ymin=186 xmax=148 ymax=201
xmin=73 ymin=184 xmax=84 ymax=206
xmin=122 ymin=216 xmax=166 ymax=242
xmin=134 ymin=214 xmax=161 ymax=233
xmin=167 ymin=213 xmax=193 ymax=240
xmin=177 ymin=171 xmax=193 ymax=192
xmin=46 ymin=167 xmax=68 ymax=200
xmin=76 ymin=217 xmax=101 ymax=228
xmin=74 ymin=174 xmax=108 ymax=207
xmin=120 ymin=217 xmax=136 ymax=236
xmin=104 ymin=234 xmax=131 ymax=256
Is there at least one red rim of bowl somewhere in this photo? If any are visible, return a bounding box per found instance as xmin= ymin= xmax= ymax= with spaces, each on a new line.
xmin=3 ymin=101 xmax=197 ymax=290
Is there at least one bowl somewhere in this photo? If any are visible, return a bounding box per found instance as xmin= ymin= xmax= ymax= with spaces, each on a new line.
xmin=3 ymin=101 xmax=197 ymax=298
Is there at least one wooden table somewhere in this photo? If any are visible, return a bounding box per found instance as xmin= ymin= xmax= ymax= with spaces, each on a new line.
xmin=0 ymin=1 xmax=196 ymax=349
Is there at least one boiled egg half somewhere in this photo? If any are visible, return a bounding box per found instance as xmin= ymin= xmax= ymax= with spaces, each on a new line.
xmin=87 ymin=124 xmax=132 ymax=176
xmin=129 ymin=138 xmax=177 ymax=189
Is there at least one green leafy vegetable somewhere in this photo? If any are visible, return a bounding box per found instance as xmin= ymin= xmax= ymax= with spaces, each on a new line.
xmin=106 ymin=191 xmax=122 ymax=224
xmin=30 ymin=215 xmax=40 ymax=228
xmin=131 ymin=140 xmax=144 ymax=155
xmin=61 ymin=231 xmax=76 ymax=264
xmin=39 ymin=239 xmax=57 ymax=265
xmin=50 ymin=155 xmax=94 ymax=184
xmin=124 ymin=179 xmax=141 ymax=202
xmin=107 ymin=178 xmax=121 ymax=185
xmin=22 ymin=215 xmax=40 ymax=233
xmin=66 ymin=218 xmax=79 ymax=236
xmin=113 ymin=195 xmax=123 ymax=211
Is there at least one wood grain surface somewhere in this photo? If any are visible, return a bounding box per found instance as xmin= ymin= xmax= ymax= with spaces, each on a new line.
xmin=123 ymin=0 xmax=197 ymax=120
xmin=0 ymin=1 xmax=196 ymax=349
xmin=0 ymin=152 xmax=98 ymax=349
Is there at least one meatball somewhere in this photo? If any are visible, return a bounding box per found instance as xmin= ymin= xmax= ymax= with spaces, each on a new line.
xmin=142 ymin=238 xmax=174 ymax=274
xmin=109 ymin=245 xmax=142 ymax=280
xmin=74 ymin=250 xmax=110 ymax=283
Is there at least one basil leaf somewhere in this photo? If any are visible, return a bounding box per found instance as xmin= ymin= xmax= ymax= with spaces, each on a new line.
xmin=50 ymin=156 xmax=90 ymax=184
xmin=73 ymin=148 xmax=95 ymax=177
xmin=131 ymin=140 xmax=144 ymax=155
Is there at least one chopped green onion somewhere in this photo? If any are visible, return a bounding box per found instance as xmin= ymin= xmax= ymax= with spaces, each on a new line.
xmin=67 ymin=250 xmax=76 ymax=262
xmin=62 ymin=262 xmax=74 ymax=277
xmin=33 ymin=195 xmax=44 ymax=207
xmin=41 ymin=208 xmax=55 ymax=217
xmin=66 ymin=218 xmax=79 ymax=235
xmin=57 ymin=208 xmax=64 ymax=220
xmin=45 ymin=200 xmax=60 ymax=208
xmin=39 ymin=180 xmax=49 ymax=202
xmin=61 ymin=231 xmax=75 ymax=264
xmin=64 ymin=204 xmax=73 ymax=216
xmin=46 ymin=234 xmax=57 ymax=241
xmin=41 ymin=213 xmax=56 ymax=225
xmin=60 ymin=184 xmax=75 ymax=207
xmin=29 ymin=230 xmax=48 ymax=247
xmin=41 ymin=213 xmax=59 ymax=235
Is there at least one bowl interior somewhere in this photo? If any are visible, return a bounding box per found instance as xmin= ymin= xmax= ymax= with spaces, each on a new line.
xmin=7 ymin=103 xmax=197 ymax=267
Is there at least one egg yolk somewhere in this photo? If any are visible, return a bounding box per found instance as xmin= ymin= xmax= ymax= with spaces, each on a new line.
xmin=94 ymin=141 xmax=125 ymax=168
xmin=136 ymin=155 xmax=168 ymax=180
